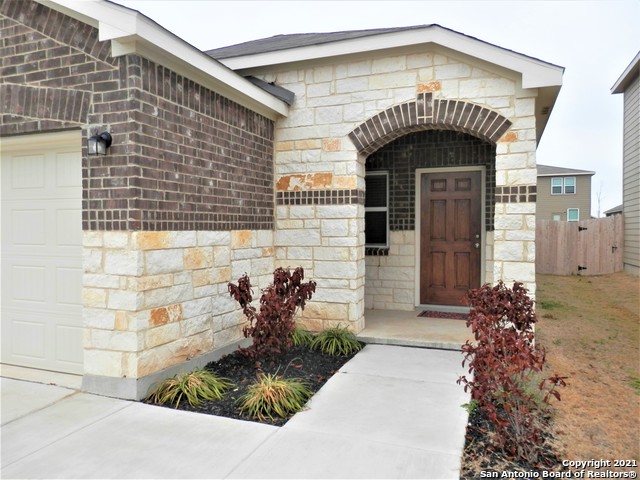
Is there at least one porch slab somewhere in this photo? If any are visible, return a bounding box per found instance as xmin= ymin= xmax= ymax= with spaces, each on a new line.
xmin=358 ymin=309 xmax=473 ymax=350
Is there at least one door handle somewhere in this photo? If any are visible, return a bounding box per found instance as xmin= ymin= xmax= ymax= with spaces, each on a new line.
xmin=475 ymin=243 xmax=480 ymax=248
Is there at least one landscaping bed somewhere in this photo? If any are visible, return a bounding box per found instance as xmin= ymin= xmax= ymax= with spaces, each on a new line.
xmin=146 ymin=343 xmax=360 ymax=426
xmin=460 ymin=408 xmax=565 ymax=477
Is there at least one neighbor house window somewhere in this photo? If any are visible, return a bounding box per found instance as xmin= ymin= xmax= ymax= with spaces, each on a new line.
xmin=365 ymin=172 xmax=389 ymax=247
xmin=551 ymin=176 xmax=576 ymax=195
xmin=567 ymin=208 xmax=579 ymax=222
xmin=552 ymin=214 xmax=562 ymax=221
xmin=564 ymin=177 xmax=576 ymax=194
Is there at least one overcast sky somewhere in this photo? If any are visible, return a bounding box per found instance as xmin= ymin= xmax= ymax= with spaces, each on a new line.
xmin=113 ymin=0 xmax=639 ymax=216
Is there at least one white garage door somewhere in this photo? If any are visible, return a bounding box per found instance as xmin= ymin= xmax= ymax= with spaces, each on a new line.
xmin=1 ymin=131 xmax=83 ymax=374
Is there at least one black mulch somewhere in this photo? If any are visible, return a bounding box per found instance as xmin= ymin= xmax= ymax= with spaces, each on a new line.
xmin=460 ymin=408 xmax=566 ymax=478
xmin=147 ymin=344 xmax=360 ymax=427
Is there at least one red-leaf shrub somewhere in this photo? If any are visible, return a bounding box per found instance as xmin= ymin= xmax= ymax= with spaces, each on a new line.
xmin=228 ymin=267 xmax=316 ymax=359
xmin=457 ymin=281 xmax=567 ymax=464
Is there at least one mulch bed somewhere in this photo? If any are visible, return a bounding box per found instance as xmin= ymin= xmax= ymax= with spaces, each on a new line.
xmin=460 ymin=408 xmax=565 ymax=478
xmin=148 ymin=344 xmax=360 ymax=427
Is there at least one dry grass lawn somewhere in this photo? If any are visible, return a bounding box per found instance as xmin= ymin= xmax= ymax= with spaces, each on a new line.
xmin=536 ymin=273 xmax=639 ymax=467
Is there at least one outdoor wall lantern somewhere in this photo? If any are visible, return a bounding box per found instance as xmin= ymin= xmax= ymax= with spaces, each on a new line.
xmin=87 ymin=131 xmax=112 ymax=155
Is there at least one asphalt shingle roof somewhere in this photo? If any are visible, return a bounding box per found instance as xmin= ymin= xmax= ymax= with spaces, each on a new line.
xmin=206 ymin=25 xmax=436 ymax=59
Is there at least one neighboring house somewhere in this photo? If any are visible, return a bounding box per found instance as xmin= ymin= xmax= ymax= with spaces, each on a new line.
xmin=0 ymin=0 xmax=563 ymax=399
xmin=612 ymin=51 xmax=640 ymax=276
xmin=536 ymin=164 xmax=595 ymax=221
xmin=604 ymin=204 xmax=623 ymax=217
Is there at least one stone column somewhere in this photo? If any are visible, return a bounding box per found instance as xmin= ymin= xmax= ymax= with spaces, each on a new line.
xmin=274 ymin=142 xmax=366 ymax=333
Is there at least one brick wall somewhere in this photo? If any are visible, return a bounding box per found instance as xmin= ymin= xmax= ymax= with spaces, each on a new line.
xmin=0 ymin=1 xmax=114 ymax=133
xmin=366 ymin=129 xmax=496 ymax=231
xmin=1 ymin=0 xmax=279 ymax=397
xmin=1 ymin=0 xmax=275 ymax=233
xmin=98 ymin=56 xmax=275 ymax=232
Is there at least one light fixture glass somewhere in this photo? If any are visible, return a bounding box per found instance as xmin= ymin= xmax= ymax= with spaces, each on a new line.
xmin=87 ymin=132 xmax=112 ymax=155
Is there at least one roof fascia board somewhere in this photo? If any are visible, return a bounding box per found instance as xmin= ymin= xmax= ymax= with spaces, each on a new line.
xmin=37 ymin=0 xmax=288 ymax=120
xmin=537 ymin=171 xmax=596 ymax=177
xmin=220 ymin=26 xmax=563 ymax=89
xmin=535 ymin=84 xmax=561 ymax=144
xmin=538 ymin=172 xmax=596 ymax=177
xmin=611 ymin=51 xmax=640 ymax=94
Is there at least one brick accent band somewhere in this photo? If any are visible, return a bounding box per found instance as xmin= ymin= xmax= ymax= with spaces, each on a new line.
xmin=348 ymin=93 xmax=512 ymax=155
xmin=365 ymin=247 xmax=390 ymax=256
xmin=276 ymin=189 xmax=365 ymax=206
xmin=495 ymin=185 xmax=537 ymax=203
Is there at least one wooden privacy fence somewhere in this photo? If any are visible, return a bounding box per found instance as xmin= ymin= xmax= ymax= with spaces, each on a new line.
xmin=536 ymin=215 xmax=624 ymax=275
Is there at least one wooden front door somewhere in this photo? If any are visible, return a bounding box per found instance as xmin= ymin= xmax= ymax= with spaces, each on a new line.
xmin=420 ymin=171 xmax=481 ymax=305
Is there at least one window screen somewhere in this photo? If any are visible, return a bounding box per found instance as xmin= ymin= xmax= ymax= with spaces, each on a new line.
xmin=365 ymin=174 xmax=387 ymax=208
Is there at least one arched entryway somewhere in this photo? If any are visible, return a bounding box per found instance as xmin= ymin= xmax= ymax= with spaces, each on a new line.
xmin=348 ymin=93 xmax=511 ymax=155
xmin=350 ymin=95 xmax=510 ymax=309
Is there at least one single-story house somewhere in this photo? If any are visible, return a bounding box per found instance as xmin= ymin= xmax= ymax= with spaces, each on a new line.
xmin=612 ymin=51 xmax=639 ymax=276
xmin=536 ymin=164 xmax=595 ymax=221
xmin=0 ymin=0 xmax=563 ymax=399
xmin=604 ymin=204 xmax=623 ymax=217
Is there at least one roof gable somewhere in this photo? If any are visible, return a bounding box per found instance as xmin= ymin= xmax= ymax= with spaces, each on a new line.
xmin=36 ymin=0 xmax=289 ymax=119
xmin=612 ymin=51 xmax=640 ymax=94
xmin=537 ymin=164 xmax=595 ymax=177
xmin=206 ymin=24 xmax=563 ymax=90
xmin=208 ymin=24 xmax=563 ymax=144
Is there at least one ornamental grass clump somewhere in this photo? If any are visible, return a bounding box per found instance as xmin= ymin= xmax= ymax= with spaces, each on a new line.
xmin=146 ymin=369 xmax=234 ymax=408
xmin=291 ymin=324 xmax=314 ymax=347
xmin=310 ymin=325 xmax=363 ymax=356
xmin=236 ymin=373 xmax=312 ymax=421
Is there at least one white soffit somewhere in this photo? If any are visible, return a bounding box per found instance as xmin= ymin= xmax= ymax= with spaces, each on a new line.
xmin=37 ymin=0 xmax=289 ymax=119
xmin=221 ymin=26 xmax=564 ymax=90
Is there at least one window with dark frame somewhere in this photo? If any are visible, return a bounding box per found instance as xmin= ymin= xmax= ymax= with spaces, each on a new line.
xmin=365 ymin=172 xmax=389 ymax=247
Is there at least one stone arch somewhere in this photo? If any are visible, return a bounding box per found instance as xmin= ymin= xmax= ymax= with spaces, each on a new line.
xmin=348 ymin=93 xmax=512 ymax=156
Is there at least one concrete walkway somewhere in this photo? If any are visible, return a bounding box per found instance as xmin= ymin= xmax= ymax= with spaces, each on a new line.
xmin=1 ymin=345 xmax=470 ymax=479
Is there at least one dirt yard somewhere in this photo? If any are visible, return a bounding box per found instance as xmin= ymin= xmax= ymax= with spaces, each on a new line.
xmin=536 ymin=272 xmax=639 ymax=468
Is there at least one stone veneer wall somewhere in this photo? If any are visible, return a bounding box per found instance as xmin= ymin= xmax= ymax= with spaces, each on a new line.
xmin=263 ymin=48 xmax=539 ymax=322
xmin=1 ymin=1 xmax=278 ymax=398
xmin=364 ymin=231 xmax=416 ymax=310
xmin=82 ymin=229 xmax=274 ymax=397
